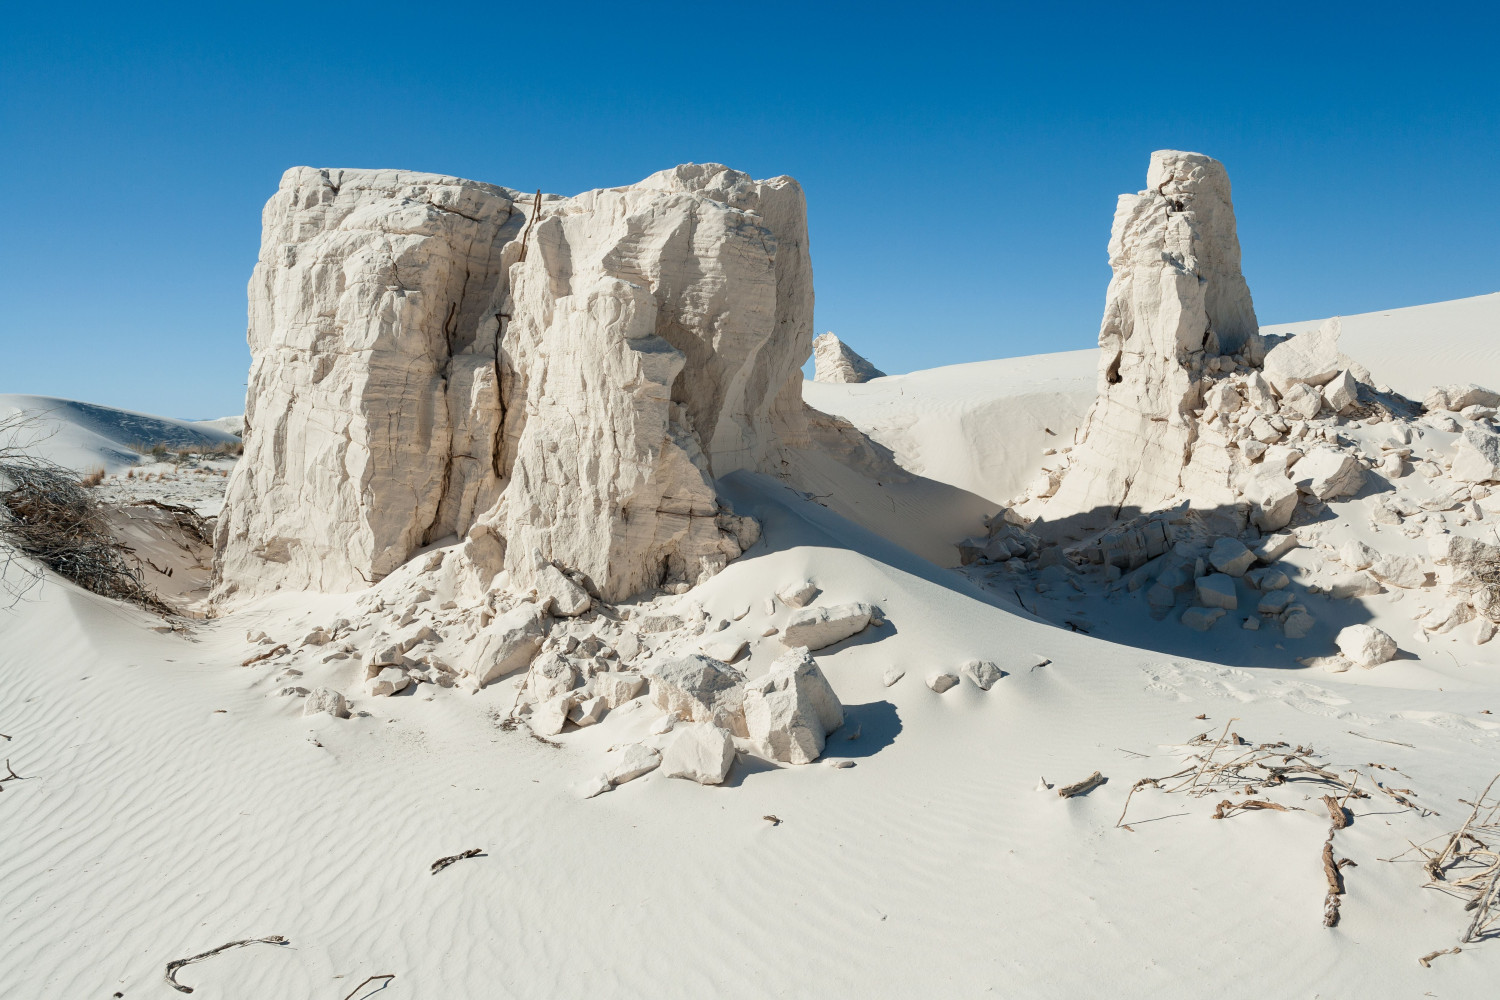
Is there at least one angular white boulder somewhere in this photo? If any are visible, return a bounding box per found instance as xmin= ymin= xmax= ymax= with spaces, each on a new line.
xmin=742 ymin=649 xmax=844 ymax=764
xmin=593 ymin=671 xmax=646 ymax=709
xmin=962 ymin=659 xmax=1005 ymax=691
xmin=1290 ymin=448 xmax=1365 ymax=500
xmin=365 ymin=666 xmax=410 ymax=698
xmin=604 ymin=743 xmax=662 ymax=786
xmin=1181 ymin=606 xmax=1226 ymax=631
xmin=1451 ymin=427 xmax=1500 ymax=484
xmin=926 ymin=670 xmax=960 ymax=693
xmin=781 ymin=602 xmax=875 ymax=650
xmin=1246 ymin=474 xmax=1299 ymax=532
xmin=465 ymin=604 xmax=547 ymax=686
xmin=1195 ymin=573 xmax=1238 ymax=609
xmin=1322 ymin=370 xmax=1358 ymax=414
xmin=645 ymin=654 xmax=747 ymax=735
xmin=1335 ymin=624 xmax=1397 ymax=668
xmin=659 ymin=722 xmax=736 ymax=784
xmin=1425 ymin=383 xmax=1500 ymax=412
xmin=303 ymin=687 xmax=350 ymax=718
xmin=1263 ymin=317 xmax=1342 ymax=394
xmin=1208 ymin=537 xmax=1255 ymax=577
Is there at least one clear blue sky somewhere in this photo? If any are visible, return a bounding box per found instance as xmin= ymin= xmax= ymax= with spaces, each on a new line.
xmin=3 ymin=2 xmax=1496 ymax=418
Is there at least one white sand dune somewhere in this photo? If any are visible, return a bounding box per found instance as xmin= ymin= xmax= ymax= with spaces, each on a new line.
xmin=0 ymin=394 xmax=241 ymax=473
xmin=4 ymin=292 xmax=1500 ymax=997
xmin=2 ymin=469 xmax=1497 ymax=998
xmin=807 ymin=293 xmax=1500 ymax=509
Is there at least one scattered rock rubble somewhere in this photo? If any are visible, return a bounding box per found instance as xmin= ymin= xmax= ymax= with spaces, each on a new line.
xmin=955 ymin=149 xmax=1500 ymax=669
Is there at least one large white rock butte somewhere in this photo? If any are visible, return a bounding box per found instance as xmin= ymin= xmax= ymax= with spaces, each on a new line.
xmin=215 ymin=164 xmax=814 ymax=603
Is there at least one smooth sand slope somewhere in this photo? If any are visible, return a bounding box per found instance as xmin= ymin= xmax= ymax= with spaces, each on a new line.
xmin=0 ymin=394 xmax=240 ymax=473
xmin=3 ymin=294 xmax=1500 ymax=998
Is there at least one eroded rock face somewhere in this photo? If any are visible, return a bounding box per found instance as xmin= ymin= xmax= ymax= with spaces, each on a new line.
xmin=1037 ymin=150 xmax=1260 ymax=531
xmin=215 ymin=163 xmax=812 ymax=604
xmin=812 ymin=332 xmax=885 ymax=383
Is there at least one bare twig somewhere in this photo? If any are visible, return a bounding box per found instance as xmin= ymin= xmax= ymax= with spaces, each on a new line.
xmin=430 ymin=848 xmax=482 ymax=875
xmin=1213 ymin=798 xmax=1296 ymax=820
xmin=1322 ymin=829 xmax=1344 ymax=927
xmin=241 ymin=644 xmax=289 ymax=667
xmin=164 ymin=935 xmax=288 ymax=993
xmin=1418 ymin=947 xmax=1460 ymax=967
xmin=341 ymin=973 xmax=396 ymax=1000
xmin=1058 ymin=771 xmax=1106 ymax=798
xmin=1323 ymin=794 xmax=1351 ymax=829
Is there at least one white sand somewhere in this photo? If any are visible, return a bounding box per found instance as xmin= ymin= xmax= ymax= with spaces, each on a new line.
xmin=0 ymin=394 xmax=241 ymax=473
xmin=3 ymin=297 xmax=1500 ymax=997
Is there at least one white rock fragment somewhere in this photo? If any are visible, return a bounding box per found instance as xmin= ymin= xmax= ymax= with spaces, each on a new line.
xmin=1208 ymin=538 xmax=1256 ymax=577
xmin=604 ymin=743 xmax=662 ymax=786
xmin=593 ymin=671 xmax=646 ymax=709
xmin=882 ymin=666 xmax=906 ymax=687
xmin=1451 ymin=427 xmax=1500 ymax=484
xmin=1283 ymin=609 xmax=1317 ymax=639
xmin=645 ymin=654 xmax=747 ymax=735
xmin=1195 ymin=574 xmax=1238 ymax=610
xmin=926 ymin=670 xmax=960 ymax=693
xmin=781 ymin=602 xmax=875 ymax=650
xmin=1339 ymin=539 xmax=1376 ymax=570
xmin=962 ymin=659 xmax=1005 ymax=691
xmin=699 ymin=637 xmax=748 ymax=664
xmin=1246 ymin=474 xmax=1299 ymax=531
xmin=1425 ymin=383 xmax=1500 ymax=412
xmin=1290 ymin=448 xmax=1365 ymax=500
xmin=1322 ymin=369 xmax=1359 ymax=414
xmin=365 ymin=666 xmax=410 ymax=698
xmin=465 ymin=604 xmax=547 ymax=687
xmin=1180 ymin=606 xmax=1226 ymax=631
xmin=1263 ymin=317 xmax=1342 ymax=394
xmin=659 ymin=722 xmax=735 ymax=785
xmin=567 ymin=695 xmax=608 ymax=728
xmin=1254 ymin=532 xmax=1299 ymax=564
xmin=1335 ymin=624 xmax=1398 ymax=668
xmin=302 ymin=687 xmax=350 ymax=718
xmin=776 ymin=580 xmax=820 ymax=608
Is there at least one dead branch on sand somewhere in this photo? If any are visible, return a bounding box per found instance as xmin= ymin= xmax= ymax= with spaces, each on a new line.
xmin=1386 ymin=772 xmax=1500 ymax=947
xmin=430 ymin=848 xmax=482 ymax=875
xmin=164 ymin=935 xmax=288 ymax=993
xmin=241 ymin=644 xmax=289 ymax=667
xmin=341 ymin=973 xmax=395 ymax=1000
xmin=1418 ymin=947 xmax=1460 ymax=967
xmin=0 ymin=757 xmax=24 ymax=791
xmin=1057 ymin=771 xmax=1106 ymax=798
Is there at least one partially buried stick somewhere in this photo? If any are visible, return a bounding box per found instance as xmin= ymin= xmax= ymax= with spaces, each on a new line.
xmin=431 ymin=848 xmax=482 ymax=875
xmin=164 ymin=935 xmax=288 ymax=993
xmin=342 ymin=973 xmax=396 ymax=1000
xmin=1058 ymin=771 xmax=1105 ymax=798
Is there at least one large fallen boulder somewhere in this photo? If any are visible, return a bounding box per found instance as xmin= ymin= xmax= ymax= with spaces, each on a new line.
xmin=742 ymin=648 xmax=844 ymax=764
xmin=1335 ymin=624 xmax=1397 ymax=668
xmin=1425 ymin=383 xmax=1500 ymax=412
xmin=1263 ymin=318 xmax=1342 ymax=394
xmin=781 ymin=601 xmax=875 ymax=650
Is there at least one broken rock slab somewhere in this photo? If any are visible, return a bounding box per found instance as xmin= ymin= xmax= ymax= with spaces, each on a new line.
xmin=1195 ymin=574 xmax=1238 ymax=610
xmin=659 ymin=722 xmax=736 ymax=784
xmin=1451 ymin=427 xmax=1500 ymax=484
xmin=604 ymin=743 xmax=662 ymax=786
xmin=781 ymin=602 xmax=875 ymax=650
xmin=366 ymin=666 xmax=410 ymax=698
xmin=926 ymin=670 xmax=960 ymax=693
xmin=1208 ymin=538 xmax=1255 ymax=577
xmin=1181 ymin=606 xmax=1226 ymax=631
xmin=1263 ymin=317 xmax=1342 ymax=394
xmin=1425 ymin=383 xmax=1500 ymax=412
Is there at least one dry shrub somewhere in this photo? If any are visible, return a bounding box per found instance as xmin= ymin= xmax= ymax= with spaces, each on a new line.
xmin=79 ymin=467 xmax=105 ymax=488
xmin=0 ymin=459 xmax=169 ymax=613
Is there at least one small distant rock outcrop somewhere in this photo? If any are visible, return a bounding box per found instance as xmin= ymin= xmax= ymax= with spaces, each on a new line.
xmin=812 ymin=332 xmax=885 ymax=384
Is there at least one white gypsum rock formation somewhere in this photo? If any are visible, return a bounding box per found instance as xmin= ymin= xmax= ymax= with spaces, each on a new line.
xmin=812 ymin=332 xmax=885 ymax=383
xmin=214 ymin=163 xmax=812 ymax=603
xmin=1034 ymin=150 xmax=1260 ymax=536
